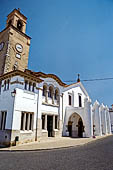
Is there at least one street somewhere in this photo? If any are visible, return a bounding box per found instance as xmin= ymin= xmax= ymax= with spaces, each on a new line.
xmin=0 ymin=135 xmax=113 ymax=170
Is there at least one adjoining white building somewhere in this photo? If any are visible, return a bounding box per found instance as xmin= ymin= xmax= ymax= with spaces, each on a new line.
xmin=0 ymin=9 xmax=111 ymax=146
xmin=0 ymin=69 xmax=111 ymax=146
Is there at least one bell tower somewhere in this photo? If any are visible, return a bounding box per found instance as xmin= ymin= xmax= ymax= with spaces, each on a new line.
xmin=0 ymin=8 xmax=31 ymax=75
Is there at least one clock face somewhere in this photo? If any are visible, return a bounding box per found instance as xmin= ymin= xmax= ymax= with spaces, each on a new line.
xmin=16 ymin=53 xmax=21 ymax=59
xmin=0 ymin=42 xmax=4 ymax=51
xmin=15 ymin=43 xmax=23 ymax=53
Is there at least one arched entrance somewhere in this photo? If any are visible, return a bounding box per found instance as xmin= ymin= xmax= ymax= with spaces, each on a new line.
xmin=68 ymin=113 xmax=84 ymax=138
xmin=78 ymin=118 xmax=84 ymax=137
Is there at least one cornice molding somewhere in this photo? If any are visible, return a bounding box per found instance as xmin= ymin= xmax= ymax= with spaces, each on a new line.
xmin=0 ymin=70 xmax=43 ymax=83
xmin=25 ymin=69 xmax=67 ymax=87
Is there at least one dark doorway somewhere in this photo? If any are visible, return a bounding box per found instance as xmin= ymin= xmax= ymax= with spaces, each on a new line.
xmin=47 ymin=116 xmax=53 ymax=137
xmin=68 ymin=121 xmax=72 ymax=137
xmin=78 ymin=118 xmax=84 ymax=138
xmin=79 ymin=95 xmax=82 ymax=107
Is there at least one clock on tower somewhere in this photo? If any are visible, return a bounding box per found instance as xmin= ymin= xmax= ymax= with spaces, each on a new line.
xmin=0 ymin=8 xmax=31 ymax=75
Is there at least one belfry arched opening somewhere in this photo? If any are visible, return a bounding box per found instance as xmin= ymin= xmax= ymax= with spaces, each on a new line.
xmin=68 ymin=113 xmax=84 ymax=138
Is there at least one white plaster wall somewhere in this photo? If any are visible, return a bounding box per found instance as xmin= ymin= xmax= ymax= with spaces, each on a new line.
xmin=0 ymin=75 xmax=39 ymax=131
xmin=0 ymin=77 xmax=19 ymax=129
xmin=63 ymin=86 xmax=88 ymax=109
xmin=41 ymin=104 xmax=59 ymax=115
xmin=0 ymin=90 xmax=14 ymax=129
xmin=12 ymin=88 xmax=38 ymax=130
xmin=62 ymin=83 xmax=89 ymax=124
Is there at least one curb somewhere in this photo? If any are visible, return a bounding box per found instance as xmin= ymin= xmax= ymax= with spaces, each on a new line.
xmin=0 ymin=135 xmax=112 ymax=153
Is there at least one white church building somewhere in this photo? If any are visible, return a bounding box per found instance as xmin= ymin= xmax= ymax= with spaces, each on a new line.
xmin=0 ymin=9 xmax=111 ymax=146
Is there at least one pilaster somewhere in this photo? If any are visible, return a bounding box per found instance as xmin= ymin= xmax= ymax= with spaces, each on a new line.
xmin=93 ymin=100 xmax=102 ymax=136
xmin=84 ymin=97 xmax=93 ymax=137
xmin=53 ymin=115 xmax=55 ymax=130
xmin=44 ymin=114 xmax=47 ymax=130
xmin=100 ymin=104 xmax=107 ymax=135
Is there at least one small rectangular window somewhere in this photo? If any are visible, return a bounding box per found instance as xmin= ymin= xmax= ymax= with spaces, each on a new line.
xmin=69 ymin=95 xmax=72 ymax=106
xmin=42 ymin=115 xmax=45 ymax=129
xmin=21 ymin=112 xmax=24 ymax=130
xmin=29 ymin=114 xmax=33 ymax=130
xmin=0 ymin=111 xmax=7 ymax=130
xmin=7 ymin=79 xmax=10 ymax=90
xmin=79 ymin=95 xmax=82 ymax=107
xmin=55 ymin=116 xmax=58 ymax=129
xmin=25 ymin=113 xmax=28 ymax=130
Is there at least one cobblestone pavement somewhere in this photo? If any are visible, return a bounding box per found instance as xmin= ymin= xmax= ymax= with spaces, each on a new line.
xmin=0 ymin=135 xmax=113 ymax=170
xmin=0 ymin=135 xmax=111 ymax=151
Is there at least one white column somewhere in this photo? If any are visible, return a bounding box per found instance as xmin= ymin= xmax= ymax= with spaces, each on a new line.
xmin=53 ymin=115 xmax=55 ymax=130
xmin=36 ymin=88 xmax=43 ymax=139
xmin=84 ymin=97 xmax=93 ymax=137
xmin=23 ymin=113 xmax=26 ymax=131
xmin=52 ymin=92 xmax=54 ymax=104
xmin=37 ymin=89 xmax=42 ymax=120
xmin=59 ymin=94 xmax=63 ymax=133
xmin=93 ymin=100 xmax=102 ymax=136
xmin=45 ymin=90 xmax=48 ymax=103
xmin=44 ymin=114 xmax=47 ymax=130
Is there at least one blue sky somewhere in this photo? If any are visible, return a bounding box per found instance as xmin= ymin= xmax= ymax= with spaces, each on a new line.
xmin=0 ymin=0 xmax=113 ymax=106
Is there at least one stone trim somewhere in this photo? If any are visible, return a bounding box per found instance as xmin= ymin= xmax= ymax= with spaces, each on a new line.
xmin=10 ymin=80 xmax=24 ymax=85
xmin=42 ymin=102 xmax=59 ymax=107
xmin=0 ymin=70 xmax=43 ymax=83
xmin=25 ymin=70 xmax=67 ymax=87
xmin=22 ymin=111 xmax=34 ymax=114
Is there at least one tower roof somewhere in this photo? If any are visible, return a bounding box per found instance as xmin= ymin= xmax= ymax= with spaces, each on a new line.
xmin=7 ymin=8 xmax=27 ymax=21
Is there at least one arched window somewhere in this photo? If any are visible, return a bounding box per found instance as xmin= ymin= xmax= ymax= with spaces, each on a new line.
xmin=48 ymin=86 xmax=53 ymax=98
xmin=79 ymin=95 xmax=82 ymax=107
xmin=69 ymin=95 xmax=72 ymax=106
xmin=55 ymin=89 xmax=59 ymax=100
xmin=17 ymin=20 xmax=23 ymax=31
xmin=42 ymin=85 xmax=47 ymax=96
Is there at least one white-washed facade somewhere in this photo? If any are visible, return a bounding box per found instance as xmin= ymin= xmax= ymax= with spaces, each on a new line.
xmin=0 ymin=70 xmax=111 ymax=146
